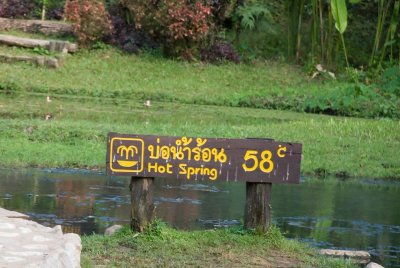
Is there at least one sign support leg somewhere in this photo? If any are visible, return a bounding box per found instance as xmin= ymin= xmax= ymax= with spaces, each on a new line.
xmin=244 ymin=182 xmax=272 ymax=233
xmin=129 ymin=176 xmax=155 ymax=232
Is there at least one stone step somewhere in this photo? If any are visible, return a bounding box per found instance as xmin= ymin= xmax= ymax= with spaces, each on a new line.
xmin=0 ymin=34 xmax=77 ymax=53
xmin=0 ymin=53 xmax=64 ymax=68
xmin=0 ymin=17 xmax=73 ymax=36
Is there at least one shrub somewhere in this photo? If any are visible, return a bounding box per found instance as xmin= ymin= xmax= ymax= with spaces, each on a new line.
xmin=378 ymin=66 xmax=400 ymax=96
xmin=46 ymin=7 xmax=64 ymax=20
xmin=46 ymin=0 xmax=67 ymax=20
xmin=0 ymin=0 xmax=37 ymax=19
xmin=121 ymin=0 xmax=213 ymax=58
xmin=106 ymin=4 xmax=158 ymax=54
xmin=64 ymin=0 xmax=113 ymax=45
xmin=200 ymin=39 xmax=240 ymax=63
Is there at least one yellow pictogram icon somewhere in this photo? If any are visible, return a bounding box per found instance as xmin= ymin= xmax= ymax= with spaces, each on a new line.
xmin=117 ymin=145 xmax=138 ymax=167
xmin=110 ymin=138 xmax=144 ymax=173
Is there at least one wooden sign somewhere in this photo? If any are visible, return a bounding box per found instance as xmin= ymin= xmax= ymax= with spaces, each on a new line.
xmin=106 ymin=132 xmax=302 ymax=184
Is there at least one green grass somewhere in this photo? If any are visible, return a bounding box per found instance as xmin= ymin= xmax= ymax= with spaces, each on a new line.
xmin=0 ymin=92 xmax=399 ymax=179
xmin=81 ymin=222 xmax=356 ymax=268
xmin=0 ymin=47 xmax=309 ymax=101
xmin=0 ymin=45 xmax=398 ymax=118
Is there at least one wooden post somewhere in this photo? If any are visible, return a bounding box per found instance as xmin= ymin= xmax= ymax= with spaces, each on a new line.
xmin=244 ymin=182 xmax=272 ymax=232
xmin=129 ymin=177 xmax=155 ymax=232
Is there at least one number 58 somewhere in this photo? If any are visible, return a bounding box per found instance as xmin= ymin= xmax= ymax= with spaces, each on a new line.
xmin=242 ymin=150 xmax=274 ymax=173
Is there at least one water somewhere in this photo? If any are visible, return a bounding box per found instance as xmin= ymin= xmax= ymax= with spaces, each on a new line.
xmin=0 ymin=169 xmax=399 ymax=267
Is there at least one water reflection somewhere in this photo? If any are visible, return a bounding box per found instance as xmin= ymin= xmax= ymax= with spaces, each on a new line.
xmin=272 ymin=181 xmax=400 ymax=267
xmin=0 ymin=169 xmax=399 ymax=267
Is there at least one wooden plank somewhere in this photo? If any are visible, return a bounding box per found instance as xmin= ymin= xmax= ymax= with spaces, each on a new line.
xmin=106 ymin=132 xmax=302 ymax=184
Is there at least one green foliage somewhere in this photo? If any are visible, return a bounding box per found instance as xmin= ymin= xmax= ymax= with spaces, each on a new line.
xmin=226 ymin=1 xmax=283 ymax=60
xmin=1 ymin=0 xmax=399 ymax=71
xmin=261 ymin=225 xmax=285 ymax=248
xmin=377 ymin=0 xmax=400 ymax=68
xmin=32 ymin=46 xmax=50 ymax=55
xmin=331 ymin=0 xmax=348 ymax=34
xmin=377 ymin=66 xmax=400 ymax=96
xmin=301 ymin=83 xmax=400 ymax=118
xmin=331 ymin=0 xmax=349 ymax=68
xmin=91 ymin=41 xmax=112 ymax=50
xmin=234 ymin=3 xmax=272 ymax=30
xmin=142 ymin=219 xmax=167 ymax=239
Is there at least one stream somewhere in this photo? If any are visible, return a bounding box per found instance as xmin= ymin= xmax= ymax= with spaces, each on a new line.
xmin=0 ymin=168 xmax=399 ymax=267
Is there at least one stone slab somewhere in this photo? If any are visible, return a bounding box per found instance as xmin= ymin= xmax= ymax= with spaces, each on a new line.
xmin=0 ymin=34 xmax=77 ymax=53
xmin=0 ymin=208 xmax=28 ymax=219
xmin=319 ymin=249 xmax=371 ymax=264
xmin=0 ymin=208 xmax=81 ymax=268
xmin=366 ymin=262 xmax=385 ymax=268
xmin=0 ymin=18 xmax=73 ymax=36
xmin=0 ymin=53 xmax=62 ymax=68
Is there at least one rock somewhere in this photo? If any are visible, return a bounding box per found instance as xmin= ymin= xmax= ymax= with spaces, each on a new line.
xmin=366 ymin=262 xmax=385 ymax=268
xmin=0 ymin=208 xmax=82 ymax=268
xmin=105 ymin=225 xmax=123 ymax=236
xmin=52 ymin=225 xmax=63 ymax=235
xmin=319 ymin=249 xmax=371 ymax=264
xmin=0 ymin=208 xmax=28 ymax=219
xmin=40 ymin=233 xmax=81 ymax=268
xmin=36 ymin=56 xmax=45 ymax=66
xmin=46 ymin=58 xmax=60 ymax=68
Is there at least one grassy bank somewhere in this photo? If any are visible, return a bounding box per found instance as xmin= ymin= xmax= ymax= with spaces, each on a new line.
xmin=0 ymin=92 xmax=398 ymax=179
xmin=0 ymin=43 xmax=398 ymax=119
xmin=81 ymin=222 xmax=356 ymax=267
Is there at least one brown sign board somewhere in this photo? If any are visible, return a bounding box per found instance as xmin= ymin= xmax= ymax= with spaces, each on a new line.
xmin=106 ymin=132 xmax=302 ymax=184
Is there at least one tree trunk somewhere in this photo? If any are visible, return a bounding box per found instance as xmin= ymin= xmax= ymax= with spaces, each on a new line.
xmin=129 ymin=177 xmax=155 ymax=232
xmin=244 ymin=182 xmax=272 ymax=233
xmin=295 ymin=0 xmax=305 ymax=63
